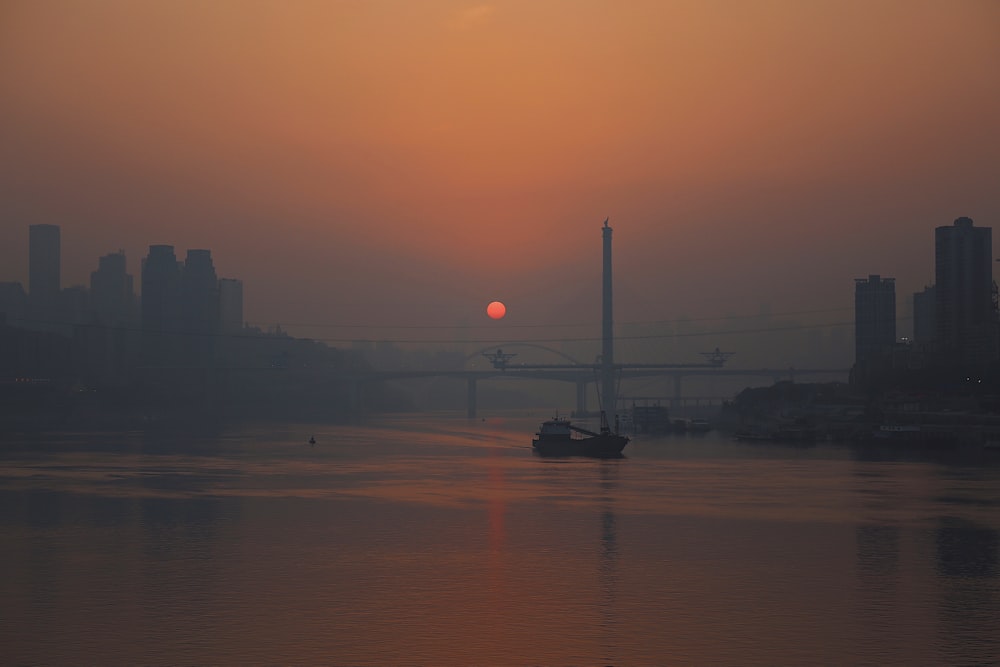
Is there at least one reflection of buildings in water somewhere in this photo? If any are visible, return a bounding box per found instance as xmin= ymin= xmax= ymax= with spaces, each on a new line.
xmin=4 ymin=486 xmax=231 ymax=662
xmin=597 ymin=462 xmax=620 ymax=665
xmin=20 ymin=490 xmax=68 ymax=611
xmin=856 ymin=523 xmax=900 ymax=581
xmin=486 ymin=448 xmax=507 ymax=591
xmin=935 ymin=516 xmax=998 ymax=579
xmin=854 ymin=523 xmax=902 ymax=651
xmin=134 ymin=493 xmax=244 ymax=665
xmin=139 ymin=496 xmax=226 ymax=597
xmin=934 ymin=516 xmax=1000 ymax=666
xmin=23 ymin=488 xmax=65 ymax=529
xmin=132 ymin=444 xmax=231 ymax=642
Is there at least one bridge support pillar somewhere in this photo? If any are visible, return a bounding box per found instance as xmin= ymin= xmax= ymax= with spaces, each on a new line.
xmin=575 ymin=381 xmax=588 ymax=416
xmin=467 ymin=377 xmax=477 ymax=418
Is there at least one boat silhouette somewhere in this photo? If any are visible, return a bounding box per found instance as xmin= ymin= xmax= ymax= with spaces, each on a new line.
xmin=532 ymin=412 xmax=629 ymax=458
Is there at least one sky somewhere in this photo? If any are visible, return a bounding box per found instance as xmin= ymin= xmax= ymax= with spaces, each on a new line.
xmin=1 ymin=0 xmax=999 ymax=356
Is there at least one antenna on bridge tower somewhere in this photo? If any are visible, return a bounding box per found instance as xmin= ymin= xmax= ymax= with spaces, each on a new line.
xmin=700 ymin=347 xmax=735 ymax=367
xmin=483 ymin=348 xmax=517 ymax=370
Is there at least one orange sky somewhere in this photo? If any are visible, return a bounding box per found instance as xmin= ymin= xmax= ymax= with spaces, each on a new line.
xmin=1 ymin=0 xmax=999 ymax=343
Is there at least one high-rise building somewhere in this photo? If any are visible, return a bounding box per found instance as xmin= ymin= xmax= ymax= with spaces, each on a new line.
xmin=60 ymin=285 xmax=89 ymax=326
xmin=219 ymin=278 xmax=243 ymax=335
xmin=87 ymin=252 xmax=136 ymax=386
xmin=90 ymin=251 xmax=134 ymax=327
xmin=180 ymin=249 xmax=219 ymax=366
xmin=181 ymin=250 xmax=219 ymax=333
xmin=912 ymin=285 xmax=936 ymax=345
xmin=854 ymin=274 xmax=896 ymax=378
xmin=0 ymin=282 xmax=27 ymax=325
xmin=141 ymin=245 xmax=181 ymax=364
xmin=935 ymin=217 xmax=996 ymax=365
xmin=28 ymin=224 xmax=60 ymax=322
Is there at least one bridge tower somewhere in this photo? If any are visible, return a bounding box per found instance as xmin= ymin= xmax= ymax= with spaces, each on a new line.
xmin=601 ymin=219 xmax=617 ymax=427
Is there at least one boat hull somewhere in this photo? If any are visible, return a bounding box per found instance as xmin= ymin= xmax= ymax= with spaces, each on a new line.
xmin=532 ymin=434 xmax=629 ymax=458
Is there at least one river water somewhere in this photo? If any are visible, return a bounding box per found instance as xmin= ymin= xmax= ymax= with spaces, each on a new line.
xmin=2 ymin=412 xmax=999 ymax=665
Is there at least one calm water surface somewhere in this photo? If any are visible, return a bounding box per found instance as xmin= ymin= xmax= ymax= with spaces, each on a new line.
xmin=2 ymin=412 xmax=999 ymax=665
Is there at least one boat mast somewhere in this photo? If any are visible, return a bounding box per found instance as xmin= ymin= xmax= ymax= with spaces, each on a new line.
xmin=601 ymin=218 xmax=617 ymax=431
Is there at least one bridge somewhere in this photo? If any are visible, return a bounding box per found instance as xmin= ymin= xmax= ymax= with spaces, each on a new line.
xmin=353 ymin=363 xmax=849 ymax=418
xmin=345 ymin=221 xmax=850 ymax=417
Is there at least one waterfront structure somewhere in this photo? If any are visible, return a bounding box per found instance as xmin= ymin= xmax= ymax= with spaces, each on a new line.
xmin=854 ymin=275 xmax=896 ymax=385
xmin=28 ymin=224 xmax=60 ymax=323
xmin=934 ymin=217 xmax=997 ymax=366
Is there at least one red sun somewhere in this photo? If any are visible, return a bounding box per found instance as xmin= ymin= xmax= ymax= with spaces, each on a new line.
xmin=487 ymin=301 xmax=506 ymax=319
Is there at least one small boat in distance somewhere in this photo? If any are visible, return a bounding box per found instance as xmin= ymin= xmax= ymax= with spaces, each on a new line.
xmin=532 ymin=412 xmax=629 ymax=458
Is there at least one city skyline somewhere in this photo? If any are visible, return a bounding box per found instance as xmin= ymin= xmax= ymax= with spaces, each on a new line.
xmin=0 ymin=214 xmax=989 ymax=342
xmin=4 ymin=7 xmax=1000 ymax=665
xmin=2 ymin=1 xmax=998 ymax=335
xmin=2 ymin=214 xmax=993 ymax=375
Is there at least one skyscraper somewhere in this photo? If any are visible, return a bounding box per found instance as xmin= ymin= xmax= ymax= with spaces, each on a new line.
xmin=141 ymin=245 xmax=181 ymax=364
xmin=854 ymin=274 xmax=896 ymax=382
xmin=0 ymin=282 xmax=27 ymax=325
xmin=935 ymin=217 xmax=996 ymax=366
xmin=219 ymin=278 xmax=243 ymax=335
xmin=28 ymin=224 xmax=60 ymax=322
xmin=87 ymin=251 xmax=136 ymax=386
xmin=181 ymin=250 xmax=219 ymax=332
xmin=180 ymin=249 xmax=219 ymax=366
xmin=912 ymin=285 xmax=936 ymax=345
xmin=90 ymin=251 xmax=134 ymax=327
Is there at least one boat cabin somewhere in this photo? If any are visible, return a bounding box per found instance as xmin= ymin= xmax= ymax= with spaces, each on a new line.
xmin=536 ymin=418 xmax=574 ymax=440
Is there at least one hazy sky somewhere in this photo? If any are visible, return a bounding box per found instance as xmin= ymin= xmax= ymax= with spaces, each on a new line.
xmin=2 ymin=0 xmax=998 ymax=346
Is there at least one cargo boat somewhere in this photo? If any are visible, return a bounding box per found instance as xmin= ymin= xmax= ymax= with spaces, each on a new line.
xmin=532 ymin=413 xmax=629 ymax=458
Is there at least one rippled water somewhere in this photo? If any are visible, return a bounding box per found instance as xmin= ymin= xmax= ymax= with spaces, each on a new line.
xmin=2 ymin=412 xmax=999 ymax=665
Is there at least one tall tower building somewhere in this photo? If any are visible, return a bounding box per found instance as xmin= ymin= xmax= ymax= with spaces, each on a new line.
xmin=28 ymin=224 xmax=61 ymax=322
xmin=90 ymin=251 xmax=134 ymax=327
xmin=181 ymin=249 xmax=220 ymax=366
xmin=219 ymin=278 xmax=244 ymax=335
xmin=854 ymin=275 xmax=896 ymax=381
xmin=181 ymin=250 xmax=219 ymax=332
xmin=935 ymin=217 xmax=996 ymax=366
xmin=912 ymin=285 xmax=936 ymax=345
xmin=87 ymin=251 xmax=136 ymax=386
xmin=141 ymin=245 xmax=181 ymax=364
xmin=0 ymin=282 xmax=27 ymax=324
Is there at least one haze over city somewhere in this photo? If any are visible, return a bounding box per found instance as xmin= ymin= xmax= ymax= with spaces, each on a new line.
xmin=6 ymin=4 xmax=1000 ymax=665
xmin=2 ymin=0 xmax=998 ymax=344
